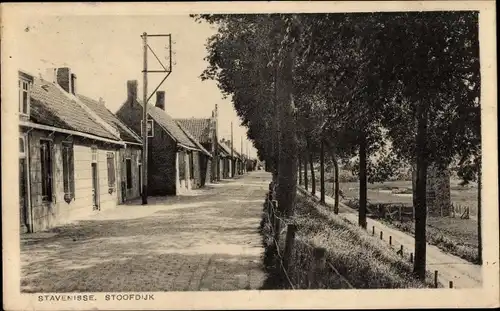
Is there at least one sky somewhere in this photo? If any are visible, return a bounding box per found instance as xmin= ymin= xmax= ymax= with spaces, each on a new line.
xmin=14 ymin=14 xmax=257 ymax=158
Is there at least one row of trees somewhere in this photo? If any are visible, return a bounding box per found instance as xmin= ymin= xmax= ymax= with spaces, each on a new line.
xmin=193 ymin=12 xmax=481 ymax=280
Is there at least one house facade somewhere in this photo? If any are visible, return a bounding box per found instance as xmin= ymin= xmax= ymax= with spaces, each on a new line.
xmin=175 ymin=106 xmax=230 ymax=184
xmin=18 ymin=67 xmax=141 ymax=233
xmin=76 ymin=94 xmax=143 ymax=203
xmin=116 ymin=81 xmax=210 ymax=196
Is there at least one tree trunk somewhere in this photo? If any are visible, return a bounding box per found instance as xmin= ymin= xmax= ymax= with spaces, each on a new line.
xmin=477 ymin=159 xmax=482 ymax=264
xmin=413 ymin=102 xmax=429 ymax=281
xmin=332 ymin=153 xmax=340 ymax=214
xmin=309 ymin=150 xmax=316 ymax=196
xmin=304 ymin=153 xmax=308 ymax=191
xmin=275 ymin=24 xmax=298 ymax=218
xmin=324 ymin=140 xmax=340 ymax=214
xmin=359 ymin=132 xmax=367 ymax=229
xmin=298 ymin=156 xmax=302 ymax=185
xmin=320 ymin=140 xmax=325 ymax=203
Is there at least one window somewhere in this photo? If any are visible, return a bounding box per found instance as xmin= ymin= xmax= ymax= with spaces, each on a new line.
xmin=40 ymin=140 xmax=53 ymax=202
xmin=19 ymin=136 xmax=26 ymax=158
xmin=107 ymin=153 xmax=116 ymax=193
xmin=19 ymin=78 xmax=31 ymax=115
xmin=126 ymin=158 xmax=132 ymax=189
xmin=91 ymin=146 xmax=98 ymax=163
xmin=62 ymin=142 xmax=75 ymax=202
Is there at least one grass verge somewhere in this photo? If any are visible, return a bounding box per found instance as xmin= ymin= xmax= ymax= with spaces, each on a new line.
xmin=259 ymin=194 xmax=435 ymax=289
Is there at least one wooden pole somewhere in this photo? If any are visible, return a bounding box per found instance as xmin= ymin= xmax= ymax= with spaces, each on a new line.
xmin=141 ymin=32 xmax=148 ymax=205
xmin=380 ymin=231 xmax=383 ymax=240
xmin=309 ymin=247 xmax=326 ymax=289
xmin=283 ymin=224 xmax=297 ymax=273
xmin=434 ymin=270 xmax=439 ymax=288
xmin=372 ymin=226 xmax=375 ymax=236
xmin=389 ymin=236 xmax=392 ymax=246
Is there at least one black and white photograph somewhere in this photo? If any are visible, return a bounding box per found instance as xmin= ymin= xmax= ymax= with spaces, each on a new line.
xmin=1 ymin=1 xmax=498 ymax=310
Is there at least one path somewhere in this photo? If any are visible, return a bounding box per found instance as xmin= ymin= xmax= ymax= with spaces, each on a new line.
xmin=304 ymin=188 xmax=482 ymax=288
xmin=20 ymin=171 xmax=271 ymax=292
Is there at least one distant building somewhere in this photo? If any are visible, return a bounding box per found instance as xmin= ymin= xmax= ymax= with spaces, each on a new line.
xmin=116 ymin=81 xmax=211 ymax=195
xmin=18 ymin=67 xmax=142 ymax=233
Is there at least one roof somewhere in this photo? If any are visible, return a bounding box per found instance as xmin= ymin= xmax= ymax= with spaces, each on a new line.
xmin=133 ymin=99 xmax=198 ymax=150
xmin=175 ymin=118 xmax=211 ymax=144
xmin=220 ymin=141 xmax=243 ymax=159
xmin=77 ymin=94 xmax=142 ymax=144
xmin=29 ymin=76 xmax=119 ymax=141
xmin=176 ymin=122 xmax=212 ymax=158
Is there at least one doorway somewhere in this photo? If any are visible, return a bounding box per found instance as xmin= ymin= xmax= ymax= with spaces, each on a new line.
xmin=19 ymin=158 xmax=28 ymax=233
xmin=91 ymin=163 xmax=99 ymax=210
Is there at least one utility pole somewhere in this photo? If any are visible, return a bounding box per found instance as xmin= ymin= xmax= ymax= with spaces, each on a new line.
xmin=214 ymin=104 xmax=220 ymax=182
xmin=140 ymin=32 xmax=173 ymax=205
xmin=231 ymin=122 xmax=234 ymax=178
xmin=141 ymin=32 xmax=148 ymax=205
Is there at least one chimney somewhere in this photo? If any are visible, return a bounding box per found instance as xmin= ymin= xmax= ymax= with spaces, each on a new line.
xmin=55 ymin=67 xmax=72 ymax=93
xmin=156 ymin=91 xmax=165 ymax=110
xmin=70 ymin=73 xmax=77 ymax=94
xmin=127 ymin=80 xmax=138 ymax=101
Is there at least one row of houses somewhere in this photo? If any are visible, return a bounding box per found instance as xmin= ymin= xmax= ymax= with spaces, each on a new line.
xmin=18 ymin=67 xmax=248 ymax=233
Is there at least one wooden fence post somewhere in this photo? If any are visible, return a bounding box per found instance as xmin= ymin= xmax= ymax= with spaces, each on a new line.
xmin=271 ymin=200 xmax=280 ymax=242
xmin=389 ymin=236 xmax=392 ymax=246
xmin=380 ymin=231 xmax=383 ymax=240
xmin=372 ymin=226 xmax=375 ymax=236
xmin=434 ymin=270 xmax=439 ymax=288
xmin=308 ymin=247 xmax=326 ymax=289
xmin=410 ymin=253 xmax=413 ymax=263
xmin=449 ymin=281 xmax=453 ymax=288
xmin=283 ymin=224 xmax=297 ymax=274
xmin=274 ymin=217 xmax=281 ymax=245
xmin=400 ymin=245 xmax=404 ymax=256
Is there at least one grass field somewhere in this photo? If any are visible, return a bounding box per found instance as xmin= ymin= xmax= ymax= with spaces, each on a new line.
xmin=325 ymin=180 xmax=478 ymax=217
xmin=260 ymin=194 xmax=434 ymax=289
xmin=300 ymin=173 xmax=480 ymax=263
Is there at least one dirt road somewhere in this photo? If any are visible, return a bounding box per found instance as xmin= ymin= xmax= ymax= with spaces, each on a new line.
xmin=21 ymin=172 xmax=271 ymax=292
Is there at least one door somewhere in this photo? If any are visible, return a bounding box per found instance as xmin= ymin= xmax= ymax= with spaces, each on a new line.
xmin=138 ymin=164 xmax=142 ymax=195
xmin=91 ymin=163 xmax=99 ymax=210
xmin=19 ymin=158 xmax=28 ymax=233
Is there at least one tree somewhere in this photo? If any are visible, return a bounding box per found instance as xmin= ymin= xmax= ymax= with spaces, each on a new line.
xmin=378 ymin=11 xmax=480 ymax=279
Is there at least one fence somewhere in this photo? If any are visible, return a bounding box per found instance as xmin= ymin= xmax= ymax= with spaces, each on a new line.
xmin=369 ymin=223 xmax=454 ymax=288
xmin=264 ymin=183 xmax=354 ymax=290
xmin=450 ymin=203 xmax=470 ymax=219
xmin=297 ymin=184 xmax=459 ymax=289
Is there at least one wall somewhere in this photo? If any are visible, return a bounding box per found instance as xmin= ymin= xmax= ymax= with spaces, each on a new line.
xmin=118 ymin=145 xmax=142 ymax=202
xmin=26 ymin=130 xmax=121 ymax=232
xmin=116 ymin=98 xmax=177 ymax=196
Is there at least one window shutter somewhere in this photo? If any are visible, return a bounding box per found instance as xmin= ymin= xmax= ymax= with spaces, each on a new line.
xmin=69 ymin=145 xmax=75 ymax=199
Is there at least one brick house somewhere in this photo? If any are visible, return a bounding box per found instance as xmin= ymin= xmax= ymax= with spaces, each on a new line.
xmin=220 ymin=139 xmax=245 ymax=177
xmin=115 ymin=80 xmax=210 ymax=195
xmin=18 ymin=67 xmax=141 ymax=233
xmin=176 ymin=106 xmax=231 ymax=184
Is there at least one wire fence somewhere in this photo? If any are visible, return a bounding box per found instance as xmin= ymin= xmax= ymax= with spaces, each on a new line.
xmin=296 ymin=184 xmax=456 ymax=289
xmin=264 ymin=184 xmax=354 ymax=290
